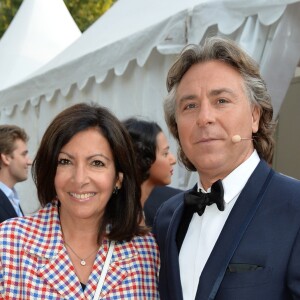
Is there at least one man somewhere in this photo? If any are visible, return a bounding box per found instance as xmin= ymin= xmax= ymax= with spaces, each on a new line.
xmin=153 ymin=37 xmax=300 ymax=299
xmin=0 ymin=125 xmax=32 ymax=223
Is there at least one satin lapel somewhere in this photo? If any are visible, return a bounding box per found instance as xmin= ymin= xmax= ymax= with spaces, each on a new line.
xmin=163 ymin=199 xmax=185 ymax=300
xmin=196 ymin=160 xmax=273 ymax=299
xmin=87 ymin=239 xmax=135 ymax=298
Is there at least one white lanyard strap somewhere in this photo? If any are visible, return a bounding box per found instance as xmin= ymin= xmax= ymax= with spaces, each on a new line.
xmin=93 ymin=240 xmax=115 ymax=300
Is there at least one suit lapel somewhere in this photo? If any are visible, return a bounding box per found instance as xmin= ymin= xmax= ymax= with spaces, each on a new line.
xmin=163 ymin=200 xmax=186 ymax=300
xmin=196 ymin=160 xmax=273 ymax=299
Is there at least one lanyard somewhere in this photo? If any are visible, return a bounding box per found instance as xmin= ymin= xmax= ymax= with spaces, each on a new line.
xmin=93 ymin=240 xmax=115 ymax=300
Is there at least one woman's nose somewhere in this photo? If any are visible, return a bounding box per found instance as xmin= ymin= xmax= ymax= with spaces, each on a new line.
xmin=169 ymin=152 xmax=177 ymax=165
xmin=72 ymin=164 xmax=89 ymax=187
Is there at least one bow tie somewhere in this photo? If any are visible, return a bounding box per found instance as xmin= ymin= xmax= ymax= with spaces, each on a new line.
xmin=184 ymin=180 xmax=225 ymax=216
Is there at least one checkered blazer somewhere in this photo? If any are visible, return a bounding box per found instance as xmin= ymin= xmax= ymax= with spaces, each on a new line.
xmin=0 ymin=203 xmax=160 ymax=299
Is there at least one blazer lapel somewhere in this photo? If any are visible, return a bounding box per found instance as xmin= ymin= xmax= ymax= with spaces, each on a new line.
xmin=36 ymin=246 xmax=84 ymax=299
xmin=22 ymin=205 xmax=142 ymax=299
xmin=163 ymin=200 xmax=186 ymax=300
xmin=196 ymin=160 xmax=273 ymax=299
xmin=86 ymin=239 xmax=129 ymax=298
xmin=23 ymin=209 xmax=85 ymax=299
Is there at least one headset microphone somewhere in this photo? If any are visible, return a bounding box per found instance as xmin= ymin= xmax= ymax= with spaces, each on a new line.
xmin=231 ymin=135 xmax=253 ymax=143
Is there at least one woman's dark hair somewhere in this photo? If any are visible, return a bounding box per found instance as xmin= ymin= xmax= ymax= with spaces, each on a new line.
xmin=32 ymin=102 xmax=147 ymax=242
xmin=123 ymin=118 xmax=162 ymax=184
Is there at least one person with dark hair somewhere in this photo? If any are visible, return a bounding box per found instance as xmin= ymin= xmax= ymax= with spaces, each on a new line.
xmin=123 ymin=117 xmax=179 ymax=226
xmin=0 ymin=103 xmax=160 ymax=299
xmin=0 ymin=125 xmax=32 ymax=223
xmin=153 ymin=36 xmax=300 ymax=299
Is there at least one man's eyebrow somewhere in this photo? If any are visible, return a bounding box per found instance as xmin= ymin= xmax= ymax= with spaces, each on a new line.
xmin=177 ymin=94 xmax=197 ymax=103
xmin=209 ymin=88 xmax=238 ymax=98
xmin=178 ymin=88 xmax=238 ymax=102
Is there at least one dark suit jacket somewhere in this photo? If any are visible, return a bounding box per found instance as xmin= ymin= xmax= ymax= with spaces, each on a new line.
xmin=153 ymin=160 xmax=300 ymax=299
xmin=144 ymin=186 xmax=182 ymax=227
xmin=0 ymin=189 xmax=19 ymax=223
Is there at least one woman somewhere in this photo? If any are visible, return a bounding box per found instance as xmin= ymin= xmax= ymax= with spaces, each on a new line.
xmin=0 ymin=103 xmax=160 ymax=299
xmin=123 ymin=118 xmax=180 ymax=226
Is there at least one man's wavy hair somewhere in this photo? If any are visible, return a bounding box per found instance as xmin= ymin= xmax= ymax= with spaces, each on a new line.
xmin=164 ymin=36 xmax=276 ymax=171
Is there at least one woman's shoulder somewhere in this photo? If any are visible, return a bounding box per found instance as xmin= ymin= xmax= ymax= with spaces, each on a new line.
xmin=116 ymin=233 xmax=159 ymax=266
xmin=129 ymin=232 xmax=159 ymax=253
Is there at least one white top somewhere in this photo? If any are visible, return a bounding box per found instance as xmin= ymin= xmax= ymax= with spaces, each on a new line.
xmin=0 ymin=181 xmax=23 ymax=217
xmin=179 ymin=151 xmax=260 ymax=300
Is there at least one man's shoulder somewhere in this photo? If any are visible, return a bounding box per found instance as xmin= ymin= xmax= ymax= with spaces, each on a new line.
xmin=0 ymin=204 xmax=56 ymax=236
xmin=158 ymin=189 xmax=185 ymax=212
xmin=153 ymin=190 xmax=186 ymax=231
xmin=0 ymin=187 xmax=8 ymax=201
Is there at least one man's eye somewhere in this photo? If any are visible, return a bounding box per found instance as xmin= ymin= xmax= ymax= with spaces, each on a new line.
xmin=218 ymin=98 xmax=228 ymax=104
xmin=184 ymin=103 xmax=196 ymax=110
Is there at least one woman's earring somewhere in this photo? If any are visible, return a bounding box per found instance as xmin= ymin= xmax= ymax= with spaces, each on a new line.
xmin=112 ymin=187 xmax=119 ymax=195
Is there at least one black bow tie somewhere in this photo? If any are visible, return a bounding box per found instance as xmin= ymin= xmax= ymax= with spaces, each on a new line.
xmin=184 ymin=180 xmax=225 ymax=216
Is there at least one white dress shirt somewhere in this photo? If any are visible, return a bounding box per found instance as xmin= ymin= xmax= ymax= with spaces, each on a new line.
xmin=0 ymin=181 xmax=23 ymax=217
xmin=179 ymin=151 xmax=260 ymax=300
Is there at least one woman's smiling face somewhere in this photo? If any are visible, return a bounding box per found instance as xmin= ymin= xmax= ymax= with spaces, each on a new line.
xmin=55 ymin=127 xmax=122 ymax=222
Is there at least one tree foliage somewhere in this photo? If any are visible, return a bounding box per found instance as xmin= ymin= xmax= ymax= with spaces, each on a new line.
xmin=0 ymin=0 xmax=116 ymax=38
xmin=0 ymin=0 xmax=23 ymax=38
xmin=64 ymin=0 xmax=117 ymax=33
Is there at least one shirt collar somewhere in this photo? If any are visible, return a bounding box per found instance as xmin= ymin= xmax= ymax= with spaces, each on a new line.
xmin=0 ymin=181 xmax=19 ymax=202
xmin=198 ymin=150 xmax=260 ymax=204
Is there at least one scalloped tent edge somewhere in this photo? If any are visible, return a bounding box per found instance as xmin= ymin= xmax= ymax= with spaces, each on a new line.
xmin=1 ymin=0 xmax=300 ymax=118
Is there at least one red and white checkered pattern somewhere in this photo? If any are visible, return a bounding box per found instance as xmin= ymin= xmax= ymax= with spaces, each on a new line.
xmin=0 ymin=203 xmax=160 ymax=299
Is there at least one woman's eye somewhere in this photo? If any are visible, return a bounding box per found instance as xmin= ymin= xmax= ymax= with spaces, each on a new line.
xmin=92 ymin=160 xmax=104 ymax=167
xmin=57 ymin=158 xmax=70 ymax=165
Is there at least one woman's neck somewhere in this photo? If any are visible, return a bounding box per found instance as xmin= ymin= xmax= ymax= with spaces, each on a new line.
xmin=140 ymin=180 xmax=155 ymax=208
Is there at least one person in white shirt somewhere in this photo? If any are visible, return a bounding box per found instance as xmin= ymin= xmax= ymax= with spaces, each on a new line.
xmin=0 ymin=125 xmax=32 ymax=222
xmin=153 ymin=36 xmax=300 ymax=299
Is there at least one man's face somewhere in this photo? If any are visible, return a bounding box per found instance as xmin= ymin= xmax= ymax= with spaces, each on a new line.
xmin=175 ymin=60 xmax=260 ymax=187
xmin=7 ymin=139 xmax=32 ymax=186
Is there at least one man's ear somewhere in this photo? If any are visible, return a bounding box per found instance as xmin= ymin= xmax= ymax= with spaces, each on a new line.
xmin=0 ymin=153 xmax=11 ymax=166
xmin=251 ymin=105 xmax=260 ymax=133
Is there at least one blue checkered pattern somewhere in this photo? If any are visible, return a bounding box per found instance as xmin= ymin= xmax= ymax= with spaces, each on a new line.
xmin=0 ymin=203 xmax=160 ymax=299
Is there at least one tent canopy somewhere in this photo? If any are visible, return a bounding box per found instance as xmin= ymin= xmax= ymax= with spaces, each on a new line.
xmin=0 ymin=0 xmax=300 ymax=212
xmin=0 ymin=0 xmax=299 ymax=116
xmin=0 ymin=0 xmax=81 ymax=90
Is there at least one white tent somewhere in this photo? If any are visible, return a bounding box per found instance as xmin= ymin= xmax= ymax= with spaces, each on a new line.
xmin=0 ymin=0 xmax=81 ymax=90
xmin=0 ymin=0 xmax=300 ymax=214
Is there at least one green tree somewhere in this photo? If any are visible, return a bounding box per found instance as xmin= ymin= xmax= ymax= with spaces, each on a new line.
xmin=0 ymin=0 xmax=116 ymax=38
xmin=64 ymin=0 xmax=117 ymax=32
xmin=0 ymin=0 xmax=23 ymax=38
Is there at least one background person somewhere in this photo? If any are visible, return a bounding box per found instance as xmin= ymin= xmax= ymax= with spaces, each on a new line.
xmin=0 ymin=124 xmax=32 ymax=223
xmin=0 ymin=103 xmax=160 ymax=299
xmin=123 ymin=117 xmax=180 ymax=227
xmin=153 ymin=37 xmax=300 ymax=299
